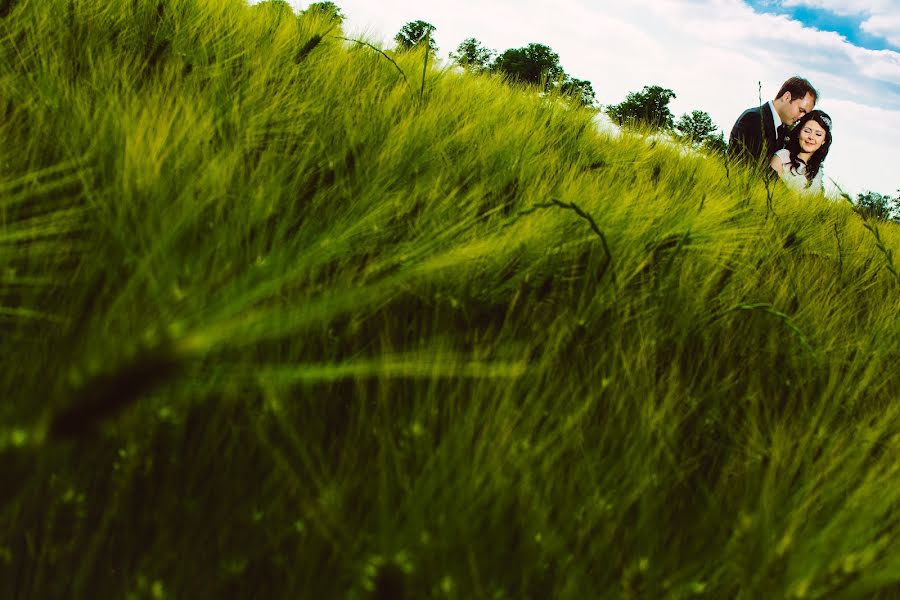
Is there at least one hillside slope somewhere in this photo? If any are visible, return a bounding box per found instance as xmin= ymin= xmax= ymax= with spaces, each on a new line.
xmin=2 ymin=1 xmax=899 ymax=597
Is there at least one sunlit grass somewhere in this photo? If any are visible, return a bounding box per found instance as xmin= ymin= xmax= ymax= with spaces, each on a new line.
xmin=2 ymin=0 xmax=899 ymax=597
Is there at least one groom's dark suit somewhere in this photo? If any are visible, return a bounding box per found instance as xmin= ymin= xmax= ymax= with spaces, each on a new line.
xmin=728 ymin=103 xmax=788 ymax=168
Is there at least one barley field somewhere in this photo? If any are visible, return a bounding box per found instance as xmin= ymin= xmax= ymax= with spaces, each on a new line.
xmin=2 ymin=1 xmax=899 ymax=598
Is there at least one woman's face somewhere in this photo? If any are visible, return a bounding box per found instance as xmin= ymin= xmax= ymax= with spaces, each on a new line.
xmin=798 ymin=120 xmax=827 ymax=153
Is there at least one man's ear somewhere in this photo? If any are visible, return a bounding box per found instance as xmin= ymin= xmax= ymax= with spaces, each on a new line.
xmin=777 ymin=91 xmax=793 ymax=104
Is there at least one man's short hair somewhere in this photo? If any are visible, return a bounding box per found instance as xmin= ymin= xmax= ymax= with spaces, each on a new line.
xmin=776 ymin=76 xmax=818 ymax=103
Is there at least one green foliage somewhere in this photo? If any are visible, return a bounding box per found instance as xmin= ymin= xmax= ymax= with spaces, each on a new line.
xmin=675 ymin=110 xmax=725 ymax=156
xmin=856 ymin=190 xmax=900 ymax=222
xmin=449 ymin=37 xmax=495 ymax=72
xmin=701 ymin=131 xmax=727 ymax=156
xmin=393 ymin=19 xmax=437 ymax=55
xmin=493 ymin=42 xmax=565 ymax=87
xmin=606 ymin=85 xmax=676 ymax=130
xmin=492 ymin=42 xmax=595 ymax=108
xmin=254 ymin=0 xmax=294 ymax=16
xmin=675 ymin=109 xmax=716 ymax=144
xmin=0 ymin=0 xmax=18 ymax=18
xmin=2 ymin=1 xmax=900 ymax=598
xmin=302 ymin=1 xmax=344 ymax=24
xmin=560 ymin=77 xmax=597 ymax=109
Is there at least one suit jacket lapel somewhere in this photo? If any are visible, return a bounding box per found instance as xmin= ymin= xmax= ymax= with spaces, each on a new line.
xmin=762 ymin=103 xmax=778 ymax=155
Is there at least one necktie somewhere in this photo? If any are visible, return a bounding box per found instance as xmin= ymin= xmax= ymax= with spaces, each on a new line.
xmin=777 ymin=124 xmax=789 ymax=148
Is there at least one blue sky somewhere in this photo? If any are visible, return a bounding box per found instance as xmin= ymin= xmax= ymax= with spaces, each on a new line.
xmin=745 ymin=1 xmax=900 ymax=51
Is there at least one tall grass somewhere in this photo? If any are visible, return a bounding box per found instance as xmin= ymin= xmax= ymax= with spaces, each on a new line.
xmin=2 ymin=0 xmax=899 ymax=597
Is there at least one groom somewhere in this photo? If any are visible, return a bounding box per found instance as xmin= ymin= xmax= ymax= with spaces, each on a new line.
xmin=728 ymin=76 xmax=818 ymax=169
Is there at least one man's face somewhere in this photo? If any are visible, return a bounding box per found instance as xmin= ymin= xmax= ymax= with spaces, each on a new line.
xmin=783 ymin=92 xmax=816 ymax=125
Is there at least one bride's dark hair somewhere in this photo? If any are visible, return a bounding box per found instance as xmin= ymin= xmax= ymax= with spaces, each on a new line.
xmin=785 ymin=110 xmax=832 ymax=186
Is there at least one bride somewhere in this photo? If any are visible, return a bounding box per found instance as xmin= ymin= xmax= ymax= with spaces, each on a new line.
xmin=769 ymin=110 xmax=832 ymax=195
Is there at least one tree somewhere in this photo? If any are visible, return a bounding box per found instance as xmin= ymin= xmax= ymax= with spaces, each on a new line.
xmin=701 ymin=131 xmax=727 ymax=156
xmin=461 ymin=40 xmax=594 ymax=108
xmin=674 ymin=109 xmax=725 ymax=154
xmin=606 ymin=85 xmax=676 ymax=131
xmin=394 ymin=20 xmax=438 ymax=55
xmin=856 ymin=191 xmax=899 ymax=222
xmin=493 ymin=43 xmax=565 ymax=89
xmin=560 ymin=77 xmax=597 ymax=109
xmin=302 ymin=1 xmax=344 ymax=24
xmin=450 ymin=37 xmax=495 ymax=72
xmin=675 ymin=110 xmax=716 ymax=145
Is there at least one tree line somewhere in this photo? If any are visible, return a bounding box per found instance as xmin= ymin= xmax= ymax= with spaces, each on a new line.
xmin=254 ymin=2 xmax=736 ymax=153
xmin=258 ymin=2 xmax=898 ymax=220
xmin=396 ymin=25 xmax=597 ymax=109
xmin=344 ymin=11 xmax=729 ymax=153
xmin=397 ymin=22 xmax=726 ymax=150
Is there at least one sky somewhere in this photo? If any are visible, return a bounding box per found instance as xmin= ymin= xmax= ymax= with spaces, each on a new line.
xmin=278 ymin=0 xmax=900 ymax=199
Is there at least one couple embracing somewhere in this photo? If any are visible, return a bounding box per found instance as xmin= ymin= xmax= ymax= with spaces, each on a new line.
xmin=728 ymin=76 xmax=832 ymax=196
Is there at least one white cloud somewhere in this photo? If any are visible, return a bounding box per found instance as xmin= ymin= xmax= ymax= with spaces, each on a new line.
xmin=276 ymin=0 xmax=900 ymax=196
xmin=816 ymin=98 xmax=900 ymax=196
xmin=781 ymin=0 xmax=900 ymax=47
xmin=861 ymin=13 xmax=900 ymax=47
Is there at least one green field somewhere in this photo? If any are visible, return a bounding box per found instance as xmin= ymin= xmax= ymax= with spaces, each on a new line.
xmin=2 ymin=1 xmax=900 ymax=597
